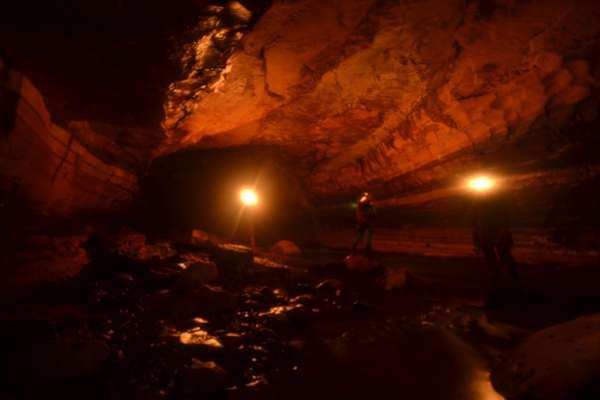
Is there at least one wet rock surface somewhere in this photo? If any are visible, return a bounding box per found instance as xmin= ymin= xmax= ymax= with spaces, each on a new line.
xmin=492 ymin=313 xmax=600 ymax=400
xmin=0 ymin=235 xmax=337 ymax=399
xmin=270 ymin=240 xmax=301 ymax=257
xmin=1 ymin=236 xmax=600 ymax=399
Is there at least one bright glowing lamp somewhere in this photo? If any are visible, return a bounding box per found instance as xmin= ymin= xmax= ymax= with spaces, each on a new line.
xmin=240 ymin=188 xmax=258 ymax=206
xmin=467 ymin=176 xmax=496 ymax=193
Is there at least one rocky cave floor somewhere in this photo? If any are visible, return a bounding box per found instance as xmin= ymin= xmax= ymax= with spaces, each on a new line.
xmin=1 ymin=233 xmax=600 ymax=400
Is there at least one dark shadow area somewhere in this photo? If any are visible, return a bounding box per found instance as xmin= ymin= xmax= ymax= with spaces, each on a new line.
xmin=0 ymin=0 xmax=271 ymax=127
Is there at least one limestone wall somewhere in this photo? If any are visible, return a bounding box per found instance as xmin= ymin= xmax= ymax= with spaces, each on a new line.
xmin=0 ymin=67 xmax=137 ymax=216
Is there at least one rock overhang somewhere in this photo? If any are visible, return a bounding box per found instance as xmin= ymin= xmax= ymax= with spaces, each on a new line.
xmin=161 ymin=0 xmax=600 ymax=202
xmin=1 ymin=0 xmax=599 ymax=218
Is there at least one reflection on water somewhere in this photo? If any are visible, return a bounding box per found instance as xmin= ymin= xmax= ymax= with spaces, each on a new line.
xmin=179 ymin=327 xmax=223 ymax=348
xmin=472 ymin=369 xmax=505 ymax=400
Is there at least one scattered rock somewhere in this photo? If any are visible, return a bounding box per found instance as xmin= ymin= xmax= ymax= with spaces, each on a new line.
xmin=344 ymin=255 xmax=380 ymax=273
xmin=112 ymin=232 xmax=177 ymax=263
xmin=136 ymin=242 xmax=178 ymax=262
xmin=115 ymin=231 xmax=147 ymax=257
xmin=380 ymin=267 xmax=409 ymax=290
xmin=177 ymin=255 xmax=219 ymax=287
xmin=147 ymin=265 xmax=179 ymax=286
xmin=252 ymin=256 xmax=308 ymax=284
xmin=259 ymin=304 xmax=307 ymax=326
xmin=220 ymin=332 xmax=243 ymax=348
xmin=289 ymin=294 xmax=316 ymax=305
xmin=111 ymin=230 xmax=178 ymax=262
xmin=116 ymin=273 xmax=136 ymax=286
xmin=272 ymin=288 xmax=289 ymax=301
xmin=190 ymin=229 xmax=210 ymax=246
xmin=492 ymin=313 xmax=600 ymax=400
xmin=228 ymin=1 xmax=252 ymax=23
xmin=210 ymin=244 xmax=253 ymax=278
xmin=189 ymin=229 xmax=221 ymax=247
xmin=178 ymin=359 xmax=226 ymax=397
xmin=316 ymin=279 xmax=344 ymax=294
xmin=270 ymin=240 xmax=301 ymax=256
xmin=178 ymin=328 xmax=224 ymax=354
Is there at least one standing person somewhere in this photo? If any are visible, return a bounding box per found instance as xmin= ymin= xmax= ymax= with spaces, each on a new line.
xmin=472 ymin=193 xmax=521 ymax=307
xmin=352 ymin=192 xmax=375 ymax=257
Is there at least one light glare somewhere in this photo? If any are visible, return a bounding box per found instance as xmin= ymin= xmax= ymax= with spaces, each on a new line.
xmin=468 ymin=176 xmax=495 ymax=192
xmin=240 ymin=188 xmax=258 ymax=206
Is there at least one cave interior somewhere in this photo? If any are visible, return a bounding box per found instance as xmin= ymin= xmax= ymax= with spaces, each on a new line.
xmin=1 ymin=0 xmax=600 ymax=399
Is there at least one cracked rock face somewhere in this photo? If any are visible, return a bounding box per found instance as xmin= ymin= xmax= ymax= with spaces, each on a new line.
xmin=0 ymin=67 xmax=137 ymax=216
xmin=164 ymin=0 xmax=600 ymax=200
xmin=1 ymin=0 xmax=600 ymax=218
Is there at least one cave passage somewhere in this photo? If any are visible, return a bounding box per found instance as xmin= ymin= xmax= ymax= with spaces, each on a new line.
xmin=2 ymin=0 xmax=600 ymax=399
xmin=138 ymin=146 xmax=316 ymax=244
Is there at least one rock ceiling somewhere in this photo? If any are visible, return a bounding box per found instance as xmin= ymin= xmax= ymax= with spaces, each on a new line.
xmin=162 ymin=0 xmax=600 ymax=199
xmin=1 ymin=0 xmax=600 ymax=215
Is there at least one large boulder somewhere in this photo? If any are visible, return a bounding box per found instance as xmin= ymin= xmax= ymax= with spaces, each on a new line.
xmin=251 ymin=256 xmax=308 ymax=284
xmin=134 ymin=242 xmax=177 ymax=261
xmin=114 ymin=231 xmax=147 ymax=255
xmin=210 ymin=243 xmax=253 ymax=279
xmin=344 ymin=254 xmax=381 ymax=273
xmin=270 ymin=240 xmax=301 ymax=256
xmin=177 ymin=253 xmax=219 ymax=287
xmin=492 ymin=313 xmax=600 ymax=400
xmin=189 ymin=229 xmax=221 ymax=247
xmin=190 ymin=229 xmax=210 ymax=246
xmin=178 ymin=328 xmax=224 ymax=355
xmin=112 ymin=230 xmax=177 ymax=262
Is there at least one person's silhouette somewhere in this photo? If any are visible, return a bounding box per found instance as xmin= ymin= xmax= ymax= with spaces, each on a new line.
xmin=352 ymin=192 xmax=375 ymax=257
xmin=472 ymin=193 xmax=521 ymax=306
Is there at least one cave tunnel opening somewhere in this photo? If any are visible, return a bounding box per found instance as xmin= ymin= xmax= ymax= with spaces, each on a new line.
xmin=138 ymin=146 xmax=316 ymax=246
